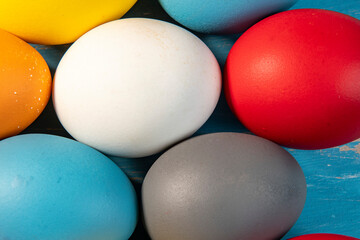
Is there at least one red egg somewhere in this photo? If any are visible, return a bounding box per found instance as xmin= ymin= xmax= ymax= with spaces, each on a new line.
xmin=289 ymin=233 xmax=359 ymax=240
xmin=225 ymin=9 xmax=360 ymax=149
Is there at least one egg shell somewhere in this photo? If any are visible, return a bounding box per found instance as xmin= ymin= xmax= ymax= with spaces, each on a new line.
xmin=289 ymin=234 xmax=359 ymax=240
xmin=0 ymin=29 xmax=51 ymax=140
xmin=142 ymin=132 xmax=306 ymax=240
xmin=53 ymin=18 xmax=221 ymax=158
xmin=225 ymin=9 xmax=360 ymax=149
xmin=0 ymin=0 xmax=137 ymax=44
xmin=0 ymin=134 xmax=138 ymax=240
xmin=158 ymin=0 xmax=297 ymax=34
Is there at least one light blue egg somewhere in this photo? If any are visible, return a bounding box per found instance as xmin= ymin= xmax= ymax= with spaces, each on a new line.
xmin=0 ymin=134 xmax=138 ymax=240
xmin=158 ymin=0 xmax=298 ymax=34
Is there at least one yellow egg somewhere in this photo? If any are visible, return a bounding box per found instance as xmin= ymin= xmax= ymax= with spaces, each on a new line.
xmin=0 ymin=0 xmax=137 ymax=45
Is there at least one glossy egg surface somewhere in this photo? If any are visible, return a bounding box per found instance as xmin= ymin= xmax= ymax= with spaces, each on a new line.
xmin=225 ymin=9 xmax=360 ymax=149
xmin=54 ymin=18 xmax=221 ymax=158
xmin=142 ymin=132 xmax=306 ymax=240
xmin=289 ymin=233 xmax=359 ymax=240
xmin=0 ymin=29 xmax=51 ymax=140
xmin=0 ymin=0 xmax=137 ymax=44
xmin=0 ymin=134 xmax=138 ymax=240
xmin=159 ymin=0 xmax=297 ymax=34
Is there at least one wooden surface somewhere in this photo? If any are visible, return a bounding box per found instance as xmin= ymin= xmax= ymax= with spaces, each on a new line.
xmin=23 ymin=0 xmax=360 ymax=239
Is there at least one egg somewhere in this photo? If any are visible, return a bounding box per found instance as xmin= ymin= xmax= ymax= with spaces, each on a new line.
xmin=142 ymin=132 xmax=306 ymax=240
xmin=158 ymin=0 xmax=298 ymax=34
xmin=0 ymin=29 xmax=51 ymax=140
xmin=225 ymin=9 xmax=360 ymax=149
xmin=289 ymin=234 xmax=359 ymax=240
xmin=0 ymin=0 xmax=137 ymax=45
xmin=0 ymin=134 xmax=138 ymax=240
xmin=53 ymin=18 xmax=221 ymax=158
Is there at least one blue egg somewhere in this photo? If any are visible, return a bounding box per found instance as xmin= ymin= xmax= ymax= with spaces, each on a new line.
xmin=158 ymin=0 xmax=298 ymax=34
xmin=0 ymin=134 xmax=138 ymax=240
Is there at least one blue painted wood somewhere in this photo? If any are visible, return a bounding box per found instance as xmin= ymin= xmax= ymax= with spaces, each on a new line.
xmin=24 ymin=0 xmax=360 ymax=239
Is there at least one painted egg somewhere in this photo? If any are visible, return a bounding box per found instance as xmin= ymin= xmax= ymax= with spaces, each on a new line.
xmin=54 ymin=18 xmax=221 ymax=158
xmin=0 ymin=29 xmax=51 ymax=140
xmin=225 ymin=9 xmax=360 ymax=149
xmin=158 ymin=0 xmax=298 ymax=34
xmin=0 ymin=134 xmax=138 ymax=240
xmin=0 ymin=0 xmax=137 ymax=44
xmin=142 ymin=132 xmax=306 ymax=240
xmin=289 ymin=234 xmax=359 ymax=240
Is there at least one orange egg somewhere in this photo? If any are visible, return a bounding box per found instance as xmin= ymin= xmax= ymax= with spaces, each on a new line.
xmin=0 ymin=28 xmax=51 ymax=140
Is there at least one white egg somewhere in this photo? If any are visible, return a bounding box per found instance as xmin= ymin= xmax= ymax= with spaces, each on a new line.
xmin=53 ymin=18 xmax=221 ymax=158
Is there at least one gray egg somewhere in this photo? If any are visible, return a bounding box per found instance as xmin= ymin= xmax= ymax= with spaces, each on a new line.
xmin=142 ymin=132 xmax=306 ymax=240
